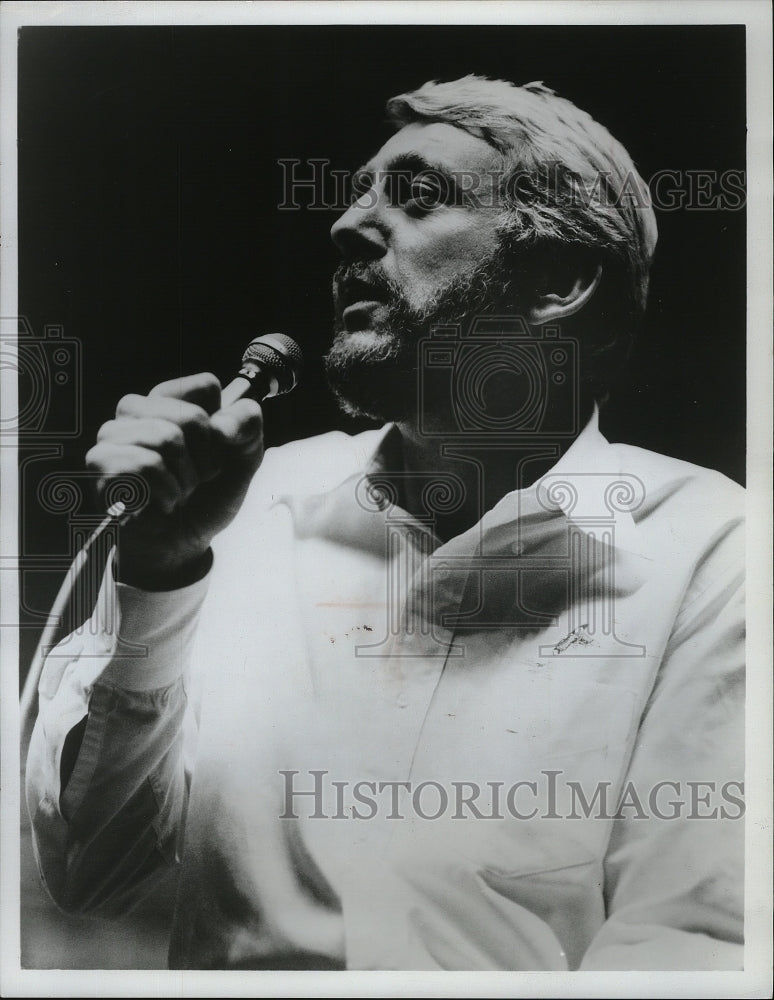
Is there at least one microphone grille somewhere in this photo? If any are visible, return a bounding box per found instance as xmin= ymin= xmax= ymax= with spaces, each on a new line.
xmin=241 ymin=333 xmax=302 ymax=396
xmin=242 ymin=333 xmax=303 ymax=371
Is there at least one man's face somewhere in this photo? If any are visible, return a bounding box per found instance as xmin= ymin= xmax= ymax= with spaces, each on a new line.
xmin=325 ymin=122 xmax=514 ymax=422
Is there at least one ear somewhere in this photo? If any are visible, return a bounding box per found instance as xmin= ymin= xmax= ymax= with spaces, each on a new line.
xmin=527 ymin=263 xmax=603 ymax=325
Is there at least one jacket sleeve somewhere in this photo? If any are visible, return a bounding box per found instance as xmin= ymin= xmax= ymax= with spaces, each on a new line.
xmin=25 ymin=554 xmax=210 ymax=917
xmin=581 ymin=519 xmax=745 ymax=970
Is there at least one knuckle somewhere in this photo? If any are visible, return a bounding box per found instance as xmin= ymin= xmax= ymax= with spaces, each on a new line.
xmin=240 ymin=398 xmax=263 ymax=420
xmin=181 ymin=407 xmax=210 ymax=436
xmin=242 ymin=405 xmax=264 ymax=434
xmin=116 ymin=392 xmax=142 ymax=416
xmin=84 ymin=444 xmax=103 ymax=470
xmin=148 ymin=378 xmax=175 ymax=398
xmin=157 ymin=423 xmax=186 ymax=454
xmin=130 ymin=449 xmax=165 ymax=479
xmin=96 ymin=419 xmax=117 ymax=442
xmin=144 ymin=451 xmax=165 ymax=474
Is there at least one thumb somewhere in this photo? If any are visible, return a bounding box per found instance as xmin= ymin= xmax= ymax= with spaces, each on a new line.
xmin=210 ymin=398 xmax=264 ymax=463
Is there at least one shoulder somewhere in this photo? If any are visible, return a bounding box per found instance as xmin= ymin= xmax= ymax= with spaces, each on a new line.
xmin=608 ymin=442 xmax=744 ymax=518
xmin=208 ymin=425 xmax=387 ymax=577
xmin=240 ymin=425 xmax=389 ymax=510
xmin=604 ymin=442 xmax=745 ymax=571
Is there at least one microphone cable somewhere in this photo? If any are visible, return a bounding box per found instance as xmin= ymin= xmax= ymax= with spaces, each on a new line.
xmin=19 ymin=501 xmax=130 ymax=742
xmin=19 ymin=334 xmax=302 ymax=743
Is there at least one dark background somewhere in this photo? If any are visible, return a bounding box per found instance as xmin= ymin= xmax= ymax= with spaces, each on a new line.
xmin=18 ymin=23 xmax=747 ymax=689
xmin=17 ymin=22 xmax=746 ymax=967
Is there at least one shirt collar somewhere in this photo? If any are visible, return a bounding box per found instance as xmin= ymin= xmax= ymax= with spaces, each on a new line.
xmin=362 ymin=406 xmax=642 ymax=554
xmin=283 ymin=406 xmax=643 ymax=557
xmin=506 ymin=405 xmax=642 ymax=553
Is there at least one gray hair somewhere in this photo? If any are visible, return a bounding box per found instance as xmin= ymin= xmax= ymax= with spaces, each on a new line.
xmin=386 ymin=75 xmax=658 ymax=318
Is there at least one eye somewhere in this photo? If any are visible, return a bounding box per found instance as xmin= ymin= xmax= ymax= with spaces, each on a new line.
xmin=405 ymin=171 xmax=450 ymax=212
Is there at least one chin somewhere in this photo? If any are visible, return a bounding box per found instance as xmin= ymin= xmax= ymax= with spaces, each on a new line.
xmin=335 ymin=327 xmax=389 ymax=348
xmin=323 ymin=325 xmax=417 ymax=423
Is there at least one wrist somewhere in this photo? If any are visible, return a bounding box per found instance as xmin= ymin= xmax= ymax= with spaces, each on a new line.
xmin=114 ymin=546 xmax=213 ymax=591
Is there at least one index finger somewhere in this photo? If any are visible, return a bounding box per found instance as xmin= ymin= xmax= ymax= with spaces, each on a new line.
xmin=149 ymin=372 xmax=222 ymax=414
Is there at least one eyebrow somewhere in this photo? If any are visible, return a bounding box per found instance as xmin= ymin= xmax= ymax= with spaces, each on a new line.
xmin=355 ymin=152 xmax=456 ymax=181
xmin=353 ymin=153 xmax=464 ymax=212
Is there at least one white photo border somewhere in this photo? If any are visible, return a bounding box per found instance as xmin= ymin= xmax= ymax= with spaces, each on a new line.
xmin=1 ymin=2 xmax=771 ymax=997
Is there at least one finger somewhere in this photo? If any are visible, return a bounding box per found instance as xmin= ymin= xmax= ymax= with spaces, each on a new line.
xmin=97 ymin=418 xmax=199 ymax=499
xmin=114 ymin=395 xmax=217 ymax=481
xmin=86 ymin=442 xmax=182 ymax=514
xmin=185 ymin=403 xmax=265 ymax=525
xmin=149 ymin=372 xmax=222 ymax=414
xmin=210 ymin=399 xmax=264 ymax=460
xmin=116 ymin=393 xmax=209 ymax=425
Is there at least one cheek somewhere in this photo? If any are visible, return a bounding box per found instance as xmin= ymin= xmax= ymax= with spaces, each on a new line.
xmin=400 ymin=222 xmax=500 ymax=308
xmin=433 ymin=217 xmax=499 ymax=266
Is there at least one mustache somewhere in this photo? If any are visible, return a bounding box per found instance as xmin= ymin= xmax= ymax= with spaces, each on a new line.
xmin=332 ymin=262 xmax=403 ymax=309
xmin=332 ymin=248 xmax=517 ymax=322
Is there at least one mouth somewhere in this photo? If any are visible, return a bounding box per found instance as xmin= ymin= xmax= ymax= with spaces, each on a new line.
xmin=340 ymin=300 xmax=388 ymax=334
xmin=337 ymin=276 xmax=390 ymax=310
xmin=336 ymin=275 xmax=391 ymax=330
xmin=342 ymin=299 xmax=384 ymax=315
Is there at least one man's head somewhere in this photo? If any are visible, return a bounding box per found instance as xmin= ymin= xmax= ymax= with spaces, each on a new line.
xmin=325 ymin=75 xmax=658 ymax=425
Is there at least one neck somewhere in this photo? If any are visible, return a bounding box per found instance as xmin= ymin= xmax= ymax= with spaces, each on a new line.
xmin=394 ymin=419 xmax=579 ymax=542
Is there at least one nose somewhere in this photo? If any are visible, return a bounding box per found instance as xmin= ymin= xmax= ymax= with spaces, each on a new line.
xmin=330 ymin=187 xmax=388 ymax=261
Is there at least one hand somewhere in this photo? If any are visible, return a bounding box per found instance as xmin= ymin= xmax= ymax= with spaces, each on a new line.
xmin=86 ymin=373 xmax=263 ymax=589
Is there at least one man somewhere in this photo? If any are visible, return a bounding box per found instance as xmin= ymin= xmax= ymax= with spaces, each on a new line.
xmin=26 ymin=76 xmax=744 ymax=970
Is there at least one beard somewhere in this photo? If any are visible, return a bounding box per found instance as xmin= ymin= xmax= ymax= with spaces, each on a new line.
xmin=323 ymin=247 xmax=519 ymax=423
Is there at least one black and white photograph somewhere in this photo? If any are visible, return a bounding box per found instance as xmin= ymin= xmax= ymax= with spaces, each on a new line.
xmin=1 ymin=2 xmax=771 ymax=996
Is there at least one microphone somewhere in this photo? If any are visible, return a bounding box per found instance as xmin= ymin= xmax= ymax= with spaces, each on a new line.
xmin=106 ymin=334 xmax=303 ymax=526
xmin=220 ymin=333 xmax=303 ymax=407
xmin=22 ymin=335 xmax=303 ymax=726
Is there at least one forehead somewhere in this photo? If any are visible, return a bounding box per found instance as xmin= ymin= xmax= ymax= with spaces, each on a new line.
xmin=364 ymin=121 xmax=501 ymax=176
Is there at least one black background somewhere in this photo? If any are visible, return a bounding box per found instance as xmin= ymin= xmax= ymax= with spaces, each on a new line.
xmin=18 ymin=25 xmax=746 ymax=681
